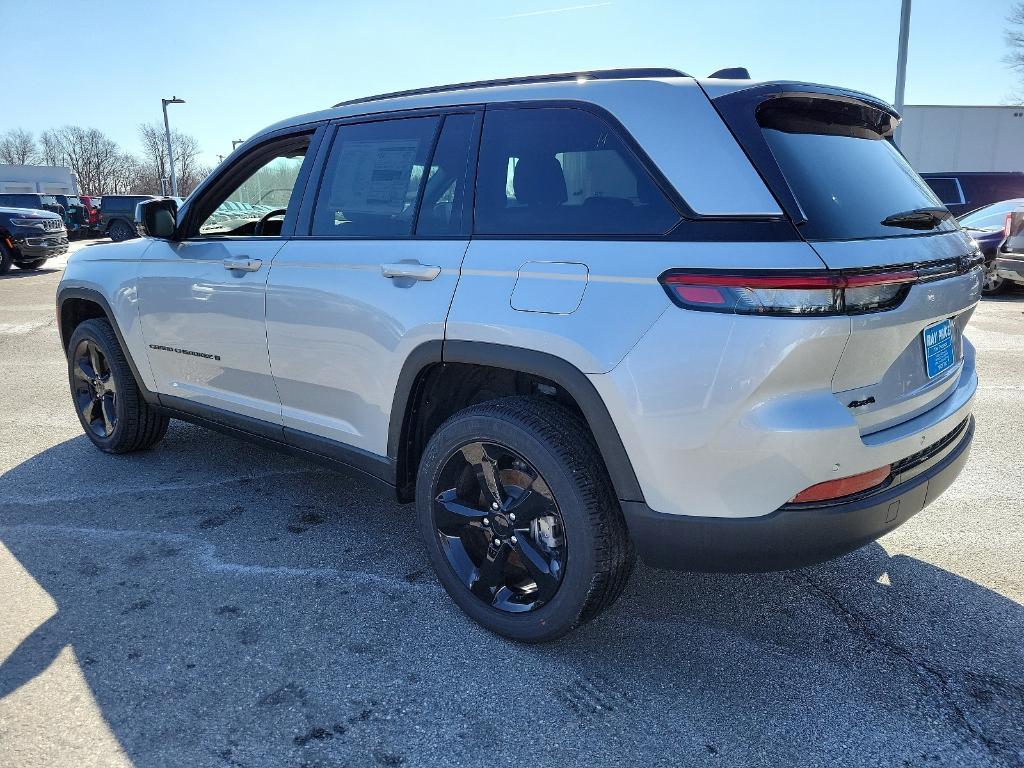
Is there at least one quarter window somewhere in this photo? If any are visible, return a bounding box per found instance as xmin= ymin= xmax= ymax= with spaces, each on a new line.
xmin=312 ymin=117 xmax=439 ymax=237
xmin=474 ymin=107 xmax=680 ymax=236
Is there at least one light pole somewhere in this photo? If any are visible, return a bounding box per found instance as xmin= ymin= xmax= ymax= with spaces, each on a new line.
xmin=893 ymin=0 xmax=911 ymax=146
xmin=161 ymin=97 xmax=185 ymax=196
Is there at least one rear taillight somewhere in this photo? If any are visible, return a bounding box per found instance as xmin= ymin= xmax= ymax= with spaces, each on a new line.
xmin=789 ymin=464 xmax=892 ymax=504
xmin=1005 ymin=213 xmax=1013 ymax=240
xmin=659 ymin=270 xmax=918 ymax=316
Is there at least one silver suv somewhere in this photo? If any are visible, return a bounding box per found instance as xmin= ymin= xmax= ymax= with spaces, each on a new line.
xmin=57 ymin=68 xmax=980 ymax=641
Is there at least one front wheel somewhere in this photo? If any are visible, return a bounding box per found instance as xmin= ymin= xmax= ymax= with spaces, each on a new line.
xmin=67 ymin=318 xmax=169 ymax=453
xmin=416 ymin=397 xmax=634 ymax=642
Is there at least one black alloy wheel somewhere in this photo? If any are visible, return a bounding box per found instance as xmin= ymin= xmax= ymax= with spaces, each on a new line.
xmin=416 ymin=397 xmax=634 ymax=642
xmin=432 ymin=441 xmax=567 ymax=613
xmin=72 ymin=338 xmax=118 ymax=437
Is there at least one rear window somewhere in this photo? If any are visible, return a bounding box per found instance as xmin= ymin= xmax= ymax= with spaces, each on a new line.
xmin=758 ymin=97 xmax=956 ymax=241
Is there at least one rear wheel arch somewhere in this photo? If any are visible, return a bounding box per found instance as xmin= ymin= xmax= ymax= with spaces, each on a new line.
xmin=389 ymin=341 xmax=645 ymax=506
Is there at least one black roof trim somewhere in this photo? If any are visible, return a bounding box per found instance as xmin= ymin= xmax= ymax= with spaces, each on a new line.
xmin=708 ymin=67 xmax=750 ymax=79
xmin=331 ymin=68 xmax=689 ymax=108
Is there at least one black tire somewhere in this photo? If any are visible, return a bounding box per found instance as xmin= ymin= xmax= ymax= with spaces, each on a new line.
xmin=0 ymin=243 xmax=12 ymax=275
xmin=67 ymin=318 xmax=169 ymax=453
xmin=15 ymin=259 xmax=46 ymax=270
xmin=416 ymin=396 xmax=634 ymax=642
xmin=108 ymin=220 xmax=134 ymax=242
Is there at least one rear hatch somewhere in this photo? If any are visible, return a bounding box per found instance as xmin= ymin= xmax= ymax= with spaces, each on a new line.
xmin=710 ymin=84 xmax=982 ymax=436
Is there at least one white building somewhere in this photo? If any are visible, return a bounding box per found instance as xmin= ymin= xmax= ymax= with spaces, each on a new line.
xmin=899 ymin=105 xmax=1024 ymax=173
xmin=0 ymin=165 xmax=79 ymax=194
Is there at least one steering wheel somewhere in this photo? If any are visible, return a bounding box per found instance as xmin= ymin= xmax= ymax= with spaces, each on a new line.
xmin=254 ymin=208 xmax=287 ymax=236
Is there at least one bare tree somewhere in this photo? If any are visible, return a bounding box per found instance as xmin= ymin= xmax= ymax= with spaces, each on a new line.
xmin=0 ymin=128 xmax=39 ymax=165
xmin=1006 ymin=3 xmax=1024 ymax=99
xmin=37 ymin=126 xmax=123 ymax=195
xmin=137 ymin=123 xmax=210 ymax=196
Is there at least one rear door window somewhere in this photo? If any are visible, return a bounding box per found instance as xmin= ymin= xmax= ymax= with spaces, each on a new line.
xmin=474 ymin=107 xmax=680 ymax=236
xmin=757 ymin=97 xmax=957 ymax=241
xmin=312 ymin=116 xmax=439 ymax=237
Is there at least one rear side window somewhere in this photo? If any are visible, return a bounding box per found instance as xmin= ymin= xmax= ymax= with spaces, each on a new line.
xmin=474 ymin=107 xmax=680 ymax=236
xmin=924 ymin=177 xmax=964 ymax=206
xmin=312 ymin=116 xmax=439 ymax=237
xmin=758 ymin=97 xmax=957 ymax=241
xmin=415 ymin=113 xmax=476 ymax=236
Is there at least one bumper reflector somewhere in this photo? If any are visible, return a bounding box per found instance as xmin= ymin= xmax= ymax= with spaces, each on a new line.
xmin=789 ymin=465 xmax=892 ymax=504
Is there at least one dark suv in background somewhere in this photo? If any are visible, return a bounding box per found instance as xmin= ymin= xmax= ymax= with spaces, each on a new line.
xmin=54 ymin=194 xmax=90 ymax=238
xmin=0 ymin=193 xmax=65 ymax=219
xmin=922 ymin=172 xmax=1024 ymax=217
xmin=99 ymin=195 xmax=158 ymax=241
xmin=0 ymin=206 xmax=68 ymax=273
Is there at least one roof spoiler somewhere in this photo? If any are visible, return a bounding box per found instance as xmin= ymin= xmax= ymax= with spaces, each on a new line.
xmin=708 ymin=67 xmax=750 ymax=79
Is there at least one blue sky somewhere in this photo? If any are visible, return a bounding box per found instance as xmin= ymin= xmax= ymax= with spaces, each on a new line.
xmin=1 ymin=0 xmax=1020 ymax=166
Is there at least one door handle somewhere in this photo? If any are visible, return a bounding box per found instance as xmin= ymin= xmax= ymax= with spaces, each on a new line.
xmin=223 ymin=257 xmax=262 ymax=272
xmin=381 ymin=262 xmax=441 ymax=281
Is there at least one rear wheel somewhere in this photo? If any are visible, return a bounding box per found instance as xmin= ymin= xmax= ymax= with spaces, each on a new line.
xmin=416 ymin=397 xmax=634 ymax=642
xmin=982 ymin=258 xmax=1009 ymax=296
xmin=67 ymin=318 xmax=169 ymax=453
xmin=108 ymin=220 xmax=133 ymax=242
xmin=15 ymin=259 xmax=46 ymax=270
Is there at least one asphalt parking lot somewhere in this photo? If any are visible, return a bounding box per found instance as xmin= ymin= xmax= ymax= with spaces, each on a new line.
xmin=0 ymin=241 xmax=1022 ymax=768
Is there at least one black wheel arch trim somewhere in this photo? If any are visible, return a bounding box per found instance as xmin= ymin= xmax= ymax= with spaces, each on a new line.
xmin=57 ymin=286 xmax=159 ymax=405
xmin=388 ymin=340 xmax=646 ymax=504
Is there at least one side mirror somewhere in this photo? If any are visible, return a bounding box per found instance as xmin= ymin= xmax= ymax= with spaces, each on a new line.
xmin=136 ymin=198 xmax=178 ymax=239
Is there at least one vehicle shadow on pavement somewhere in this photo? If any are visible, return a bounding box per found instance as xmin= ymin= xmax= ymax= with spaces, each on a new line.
xmin=0 ymin=266 xmax=65 ymax=280
xmin=0 ymin=428 xmax=1022 ymax=767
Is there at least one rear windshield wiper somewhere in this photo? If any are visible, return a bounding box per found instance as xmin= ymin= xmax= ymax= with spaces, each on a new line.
xmin=880 ymin=206 xmax=953 ymax=231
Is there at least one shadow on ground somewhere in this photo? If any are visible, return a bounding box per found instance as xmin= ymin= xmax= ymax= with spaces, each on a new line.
xmin=0 ymin=427 xmax=1021 ymax=767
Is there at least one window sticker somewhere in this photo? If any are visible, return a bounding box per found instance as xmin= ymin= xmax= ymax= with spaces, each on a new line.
xmin=329 ymin=139 xmax=421 ymax=214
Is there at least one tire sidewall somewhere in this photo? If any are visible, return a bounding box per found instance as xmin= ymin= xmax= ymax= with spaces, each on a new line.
xmin=67 ymin=320 xmax=133 ymax=452
xmin=416 ymin=409 xmax=602 ymax=642
xmin=0 ymin=243 xmax=12 ymax=275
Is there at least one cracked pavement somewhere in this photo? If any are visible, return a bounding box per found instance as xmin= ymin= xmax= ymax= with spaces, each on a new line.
xmin=0 ymin=241 xmax=1022 ymax=767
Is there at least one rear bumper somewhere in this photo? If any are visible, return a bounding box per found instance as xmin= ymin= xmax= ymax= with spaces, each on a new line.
xmin=995 ymin=256 xmax=1024 ymax=283
xmin=623 ymin=415 xmax=974 ymax=572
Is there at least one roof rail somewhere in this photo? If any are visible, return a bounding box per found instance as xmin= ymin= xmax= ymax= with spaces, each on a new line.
xmin=331 ymin=67 xmax=689 ymax=108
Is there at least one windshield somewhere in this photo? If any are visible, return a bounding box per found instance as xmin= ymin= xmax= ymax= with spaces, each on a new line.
xmin=758 ymin=97 xmax=956 ymax=241
xmin=958 ymin=200 xmax=1024 ymax=230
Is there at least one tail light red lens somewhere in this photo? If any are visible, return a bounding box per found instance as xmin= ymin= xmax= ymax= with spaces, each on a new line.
xmin=1004 ymin=212 xmax=1013 ymax=240
xmin=660 ymin=270 xmax=918 ymax=316
xmin=789 ymin=464 xmax=892 ymax=504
